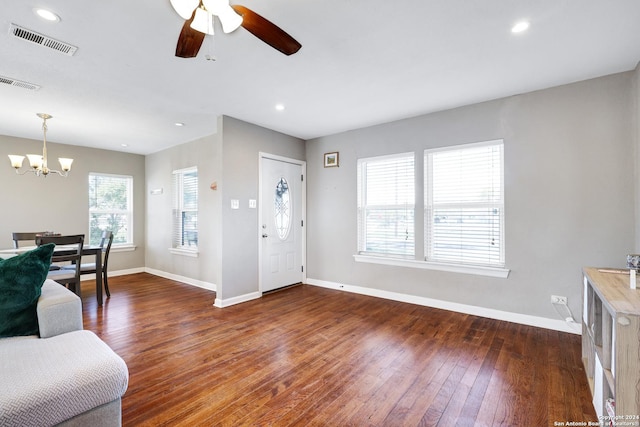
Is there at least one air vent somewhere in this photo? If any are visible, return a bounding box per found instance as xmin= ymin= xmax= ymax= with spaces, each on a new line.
xmin=0 ymin=75 xmax=41 ymax=91
xmin=9 ymin=23 xmax=77 ymax=56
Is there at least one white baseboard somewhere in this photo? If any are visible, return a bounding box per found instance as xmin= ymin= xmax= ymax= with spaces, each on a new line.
xmin=306 ymin=278 xmax=580 ymax=335
xmin=214 ymin=291 xmax=261 ymax=308
xmin=79 ymin=267 xmax=145 ymax=282
xmin=143 ymin=268 xmax=217 ymax=292
xmin=82 ymin=267 xmax=216 ymax=292
xmin=84 ymin=270 xmax=576 ymax=334
xmin=92 ymin=268 xmax=259 ymax=308
xmin=141 ymin=269 xmax=262 ymax=307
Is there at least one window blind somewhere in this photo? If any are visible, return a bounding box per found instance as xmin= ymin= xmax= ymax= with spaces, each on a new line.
xmin=172 ymin=167 xmax=198 ymax=249
xmin=425 ymin=141 xmax=504 ymax=267
xmin=88 ymin=173 xmax=133 ymax=246
xmin=357 ymin=153 xmax=415 ymax=257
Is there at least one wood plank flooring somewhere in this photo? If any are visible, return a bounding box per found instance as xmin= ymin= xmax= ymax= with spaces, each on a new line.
xmin=79 ymin=273 xmax=597 ymax=426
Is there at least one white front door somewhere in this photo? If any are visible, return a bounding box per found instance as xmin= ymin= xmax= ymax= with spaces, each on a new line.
xmin=260 ymin=156 xmax=304 ymax=292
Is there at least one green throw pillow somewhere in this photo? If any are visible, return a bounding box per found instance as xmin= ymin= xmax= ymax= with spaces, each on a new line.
xmin=0 ymin=243 xmax=55 ymax=338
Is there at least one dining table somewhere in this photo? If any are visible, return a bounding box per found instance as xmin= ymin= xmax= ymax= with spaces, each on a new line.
xmin=0 ymin=244 xmax=105 ymax=306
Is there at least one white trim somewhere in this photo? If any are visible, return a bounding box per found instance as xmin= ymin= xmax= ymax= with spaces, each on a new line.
xmin=144 ymin=268 xmax=216 ymax=292
xmin=110 ymin=245 xmax=136 ymax=252
xmin=214 ymin=291 xmax=261 ymax=308
xmin=82 ymin=268 xmax=216 ymax=293
xmin=259 ymin=152 xmax=305 ymax=165
xmin=425 ymin=138 xmax=504 ymax=154
xmin=172 ymin=165 xmax=197 ymax=175
xmin=79 ymin=267 xmax=145 ymax=281
xmin=353 ymin=254 xmax=510 ymax=278
xmin=305 ymin=277 xmax=578 ymax=334
xmin=168 ymin=247 xmax=199 ymax=257
xmin=357 ymin=151 xmax=415 ymax=164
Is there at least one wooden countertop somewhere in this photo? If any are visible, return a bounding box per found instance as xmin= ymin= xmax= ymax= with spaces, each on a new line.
xmin=583 ymin=267 xmax=640 ymax=316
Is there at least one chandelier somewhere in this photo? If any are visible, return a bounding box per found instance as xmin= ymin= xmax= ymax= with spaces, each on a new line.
xmin=8 ymin=113 xmax=73 ymax=177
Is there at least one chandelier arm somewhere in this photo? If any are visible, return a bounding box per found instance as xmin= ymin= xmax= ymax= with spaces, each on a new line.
xmin=14 ymin=168 xmax=34 ymax=176
xmin=50 ymin=169 xmax=68 ymax=177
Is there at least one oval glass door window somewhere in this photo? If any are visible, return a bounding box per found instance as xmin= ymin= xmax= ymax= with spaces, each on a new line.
xmin=274 ymin=177 xmax=291 ymax=240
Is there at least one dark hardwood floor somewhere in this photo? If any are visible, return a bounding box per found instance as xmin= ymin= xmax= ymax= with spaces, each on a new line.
xmin=79 ymin=273 xmax=597 ymax=426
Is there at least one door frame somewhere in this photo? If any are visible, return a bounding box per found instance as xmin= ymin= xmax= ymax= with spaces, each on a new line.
xmin=258 ymin=152 xmax=307 ymax=293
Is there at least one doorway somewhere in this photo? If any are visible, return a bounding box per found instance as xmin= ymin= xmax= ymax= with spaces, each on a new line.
xmin=259 ymin=154 xmax=306 ymax=293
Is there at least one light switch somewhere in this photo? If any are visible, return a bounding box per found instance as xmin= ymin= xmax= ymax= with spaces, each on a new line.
xmin=249 ymin=199 xmax=257 ymax=209
xmin=231 ymin=199 xmax=239 ymax=209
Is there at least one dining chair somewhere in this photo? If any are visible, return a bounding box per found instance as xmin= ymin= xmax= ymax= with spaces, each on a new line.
xmin=62 ymin=230 xmax=114 ymax=297
xmin=12 ymin=232 xmax=47 ymax=249
xmin=13 ymin=232 xmax=62 ymax=270
xmin=37 ymin=234 xmax=85 ymax=298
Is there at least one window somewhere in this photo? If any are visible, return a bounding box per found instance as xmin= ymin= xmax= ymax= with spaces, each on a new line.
xmin=425 ymin=140 xmax=504 ymax=267
xmin=357 ymin=153 xmax=415 ymax=257
xmin=274 ymin=177 xmax=292 ymax=240
xmin=172 ymin=167 xmax=198 ymax=251
xmin=88 ymin=173 xmax=133 ymax=246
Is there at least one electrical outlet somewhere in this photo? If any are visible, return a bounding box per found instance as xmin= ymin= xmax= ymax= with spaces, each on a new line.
xmin=551 ymin=295 xmax=567 ymax=305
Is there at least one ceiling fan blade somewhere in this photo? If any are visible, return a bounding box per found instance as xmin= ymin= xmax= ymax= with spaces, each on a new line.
xmin=175 ymin=15 xmax=206 ymax=58
xmin=230 ymin=5 xmax=301 ymax=56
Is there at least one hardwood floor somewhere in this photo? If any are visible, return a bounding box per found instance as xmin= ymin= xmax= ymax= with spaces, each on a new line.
xmin=80 ymin=273 xmax=596 ymax=426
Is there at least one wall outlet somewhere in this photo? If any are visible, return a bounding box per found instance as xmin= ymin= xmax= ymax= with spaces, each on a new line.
xmin=551 ymin=295 xmax=567 ymax=305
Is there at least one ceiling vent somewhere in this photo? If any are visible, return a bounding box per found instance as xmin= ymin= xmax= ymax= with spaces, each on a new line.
xmin=0 ymin=75 xmax=41 ymax=91
xmin=9 ymin=23 xmax=77 ymax=56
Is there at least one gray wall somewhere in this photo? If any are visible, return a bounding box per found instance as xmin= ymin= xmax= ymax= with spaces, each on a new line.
xmin=0 ymin=136 xmax=146 ymax=271
xmin=305 ymin=71 xmax=637 ymax=321
xmin=144 ymin=131 xmax=221 ymax=287
xmin=3 ymin=68 xmax=636 ymax=325
xmin=142 ymin=116 xmax=304 ymax=301
xmin=219 ymin=116 xmax=305 ymax=300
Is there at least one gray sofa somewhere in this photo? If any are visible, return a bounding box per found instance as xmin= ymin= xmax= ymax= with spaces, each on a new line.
xmin=0 ymin=280 xmax=129 ymax=427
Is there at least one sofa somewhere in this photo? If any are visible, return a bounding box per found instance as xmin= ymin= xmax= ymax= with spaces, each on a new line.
xmin=0 ymin=279 xmax=129 ymax=427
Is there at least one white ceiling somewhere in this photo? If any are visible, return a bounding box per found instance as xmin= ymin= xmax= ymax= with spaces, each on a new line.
xmin=1 ymin=0 xmax=639 ymax=155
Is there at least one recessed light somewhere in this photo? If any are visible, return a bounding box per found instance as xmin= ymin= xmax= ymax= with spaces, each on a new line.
xmin=121 ymin=144 xmax=128 ymax=147
xmin=34 ymin=8 xmax=60 ymax=22
xmin=511 ymin=21 xmax=530 ymax=33
xmin=175 ymin=122 xmax=185 ymax=127
xmin=275 ymin=104 xmax=285 ymax=111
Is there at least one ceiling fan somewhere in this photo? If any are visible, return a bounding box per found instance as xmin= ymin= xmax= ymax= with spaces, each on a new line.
xmin=169 ymin=0 xmax=302 ymax=58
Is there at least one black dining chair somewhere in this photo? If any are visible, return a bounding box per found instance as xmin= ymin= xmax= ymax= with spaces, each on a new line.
xmin=12 ymin=232 xmax=47 ymax=249
xmin=13 ymin=232 xmax=62 ymax=270
xmin=62 ymin=230 xmax=114 ymax=297
xmin=37 ymin=234 xmax=85 ymax=298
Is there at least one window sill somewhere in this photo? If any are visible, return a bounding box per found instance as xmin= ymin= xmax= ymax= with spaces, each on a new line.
xmin=353 ymin=254 xmax=510 ymax=278
xmin=169 ymin=248 xmax=199 ymax=258
xmin=111 ymin=245 xmax=136 ymax=253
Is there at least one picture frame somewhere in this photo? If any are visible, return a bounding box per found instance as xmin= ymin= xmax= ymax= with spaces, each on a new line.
xmin=324 ymin=152 xmax=339 ymax=168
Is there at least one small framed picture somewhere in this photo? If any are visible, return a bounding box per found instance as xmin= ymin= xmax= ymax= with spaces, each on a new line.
xmin=324 ymin=152 xmax=339 ymax=168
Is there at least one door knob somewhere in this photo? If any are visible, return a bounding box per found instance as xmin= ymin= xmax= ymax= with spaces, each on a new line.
xmin=262 ymin=233 xmax=268 ymax=238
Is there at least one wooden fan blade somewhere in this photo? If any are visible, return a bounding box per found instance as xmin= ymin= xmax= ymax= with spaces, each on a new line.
xmin=176 ymin=14 xmax=205 ymax=58
xmin=230 ymin=5 xmax=301 ymax=56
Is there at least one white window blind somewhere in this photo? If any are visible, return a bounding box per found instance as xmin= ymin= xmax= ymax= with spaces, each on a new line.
xmin=425 ymin=140 xmax=504 ymax=267
xmin=88 ymin=173 xmax=133 ymax=246
xmin=357 ymin=153 xmax=415 ymax=257
xmin=172 ymin=167 xmax=198 ymax=250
